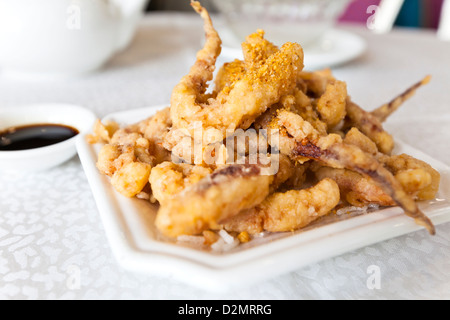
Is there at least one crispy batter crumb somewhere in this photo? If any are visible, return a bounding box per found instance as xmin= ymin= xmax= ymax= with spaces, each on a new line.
xmin=237 ymin=231 xmax=251 ymax=243
xmin=203 ymin=230 xmax=220 ymax=246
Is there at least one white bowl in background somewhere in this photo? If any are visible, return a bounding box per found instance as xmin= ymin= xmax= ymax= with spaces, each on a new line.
xmin=0 ymin=0 xmax=150 ymax=77
xmin=212 ymin=0 xmax=351 ymax=48
xmin=0 ymin=104 xmax=97 ymax=172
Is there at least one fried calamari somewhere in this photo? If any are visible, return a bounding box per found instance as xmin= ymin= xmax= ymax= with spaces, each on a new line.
xmin=90 ymin=1 xmax=440 ymax=245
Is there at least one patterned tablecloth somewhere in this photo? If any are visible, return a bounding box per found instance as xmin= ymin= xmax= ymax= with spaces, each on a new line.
xmin=0 ymin=13 xmax=449 ymax=299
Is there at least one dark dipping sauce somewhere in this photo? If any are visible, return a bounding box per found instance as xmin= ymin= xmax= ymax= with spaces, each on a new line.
xmin=0 ymin=123 xmax=79 ymax=151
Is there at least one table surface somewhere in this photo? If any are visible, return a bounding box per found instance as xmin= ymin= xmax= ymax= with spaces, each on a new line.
xmin=1 ymin=13 xmax=449 ymax=300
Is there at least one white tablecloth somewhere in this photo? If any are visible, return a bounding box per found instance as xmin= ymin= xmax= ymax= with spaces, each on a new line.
xmin=1 ymin=13 xmax=449 ymax=300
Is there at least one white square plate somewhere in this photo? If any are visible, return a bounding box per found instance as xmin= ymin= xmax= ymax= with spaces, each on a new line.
xmin=76 ymin=105 xmax=450 ymax=292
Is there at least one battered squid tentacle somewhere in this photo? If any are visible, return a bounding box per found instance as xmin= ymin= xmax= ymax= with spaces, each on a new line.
xmin=343 ymin=76 xmax=431 ymax=154
xmin=271 ymin=110 xmax=435 ymax=235
xmin=314 ymin=155 xmax=440 ymax=208
xmin=170 ymin=2 xmax=304 ymax=136
xmin=314 ymin=166 xmax=395 ymax=207
xmin=371 ymin=76 xmax=431 ymax=123
xmin=170 ymin=1 xmax=222 ymax=130
xmin=345 ymin=100 xmax=395 ymax=155
xmin=292 ymin=139 xmax=435 ymax=235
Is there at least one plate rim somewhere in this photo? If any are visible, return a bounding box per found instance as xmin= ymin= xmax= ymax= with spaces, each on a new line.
xmin=76 ymin=105 xmax=450 ymax=292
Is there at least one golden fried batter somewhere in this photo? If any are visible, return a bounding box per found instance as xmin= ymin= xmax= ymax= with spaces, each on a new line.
xmin=382 ymin=154 xmax=440 ymax=201
xmin=315 ymin=80 xmax=347 ymax=128
xmin=242 ymin=29 xmax=279 ymax=69
xmin=314 ymin=166 xmax=395 ymax=207
xmin=223 ymin=178 xmax=340 ymax=234
xmin=111 ymin=162 xmax=152 ymax=198
xmin=86 ymin=119 xmax=120 ymax=144
xmin=298 ymin=69 xmax=336 ymax=97
xmin=155 ymin=164 xmax=273 ymax=237
xmin=344 ymin=127 xmax=378 ymax=156
xmin=97 ymin=128 xmax=153 ymax=174
xmin=137 ymin=107 xmax=172 ymax=165
xmin=345 ymin=101 xmax=395 ymax=155
xmin=215 ymin=30 xmax=278 ymax=97
xmin=214 ymin=59 xmax=246 ymax=93
xmin=276 ymin=109 xmax=320 ymax=143
xmin=149 ymin=162 xmax=212 ymax=204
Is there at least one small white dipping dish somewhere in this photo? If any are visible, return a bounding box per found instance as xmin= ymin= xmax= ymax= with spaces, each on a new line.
xmin=0 ymin=103 xmax=97 ymax=172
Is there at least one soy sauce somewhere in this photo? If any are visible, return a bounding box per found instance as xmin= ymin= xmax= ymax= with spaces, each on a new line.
xmin=0 ymin=123 xmax=79 ymax=151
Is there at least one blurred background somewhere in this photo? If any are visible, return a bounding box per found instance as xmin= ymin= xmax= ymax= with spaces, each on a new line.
xmin=146 ymin=0 xmax=445 ymax=30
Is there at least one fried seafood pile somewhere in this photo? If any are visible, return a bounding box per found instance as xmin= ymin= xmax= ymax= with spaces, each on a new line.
xmin=89 ymin=1 xmax=440 ymax=244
